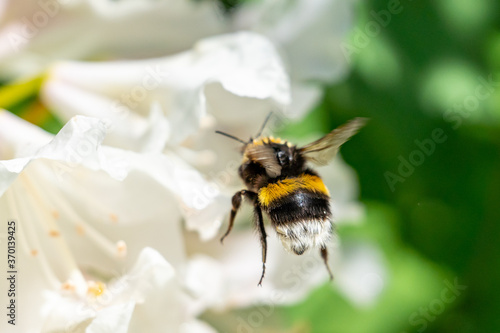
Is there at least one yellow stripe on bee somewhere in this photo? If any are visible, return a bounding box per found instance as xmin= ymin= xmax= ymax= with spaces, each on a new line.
xmin=258 ymin=174 xmax=330 ymax=207
xmin=253 ymin=137 xmax=284 ymax=145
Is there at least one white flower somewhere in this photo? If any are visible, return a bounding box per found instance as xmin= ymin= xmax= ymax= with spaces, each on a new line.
xmin=0 ymin=0 xmax=352 ymax=83
xmin=335 ymin=242 xmax=387 ymax=307
xmin=0 ymin=111 xmax=216 ymax=331
xmin=1 ymin=0 xmax=353 ymax=120
xmin=42 ymin=247 xmax=216 ymax=333
xmin=41 ymin=32 xmax=290 ymax=150
xmin=0 ymin=0 xmax=225 ymax=79
xmin=231 ymin=0 xmax=353 ymax=118
xmin=234 ymin=0 xmax=352 ymax=83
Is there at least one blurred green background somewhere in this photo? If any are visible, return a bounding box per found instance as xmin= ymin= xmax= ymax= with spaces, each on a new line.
xmin=2 ymin=0 xmax=499 ymax=332
xmin=213 ymin=0 xmax=500 ymax=332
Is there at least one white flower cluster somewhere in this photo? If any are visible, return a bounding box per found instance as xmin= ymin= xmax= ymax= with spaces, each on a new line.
xmin=0 ymin=1 xmax=383 ymax=332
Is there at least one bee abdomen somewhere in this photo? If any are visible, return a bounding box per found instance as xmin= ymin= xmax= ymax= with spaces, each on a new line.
xmin=266 ymin=191 xmax=331 ymax=224
xmin=275 ymin=218 xmax=332 ymax=255
xmin=264 ymin=190 xmax=333 ymax=255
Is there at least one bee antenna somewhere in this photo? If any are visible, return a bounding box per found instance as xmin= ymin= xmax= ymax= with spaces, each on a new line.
xmin=215 ymin=130 xmax=247 ymax=144
xmin=256 ymin=111 xmax=273 ymax=137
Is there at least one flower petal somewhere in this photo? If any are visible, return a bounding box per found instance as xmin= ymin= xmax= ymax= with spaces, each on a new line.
xmin=41 ymin=248 xmax=204 ymax=333
xmin=0 ymin=111 xmax=108 ymax=196
xmin=116 ymin=248 xmax=188 ymax=333
xmin=0 ymin=0 xmax=225 ymax=79
xmin=234 ymin=0 xmax=352 ymax=82
xmin=86 ymin=302 xmax=135 ymax=333
xmin=0 ymin=112 xmax=187 ymax=282
xmin=42 ymin=32 xmax=291 ymax=149
xmin=184 ymin=229 xmax=340 ymax=310
xmin=233 ymin=0 xmax=354 ymax=118
xmin=124 ymin=150 xmax=230 ymax=240
xmin=335 ymin=243 xmax=388 ymax=307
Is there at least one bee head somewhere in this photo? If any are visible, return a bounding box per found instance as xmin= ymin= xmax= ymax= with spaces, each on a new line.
xmin=240 ymin=137 xmax=305 ymax=178
xmin=216 ymin=112 xmax=305 ymax=178
xmin=247 ymin=137 xmax=297 ymax=165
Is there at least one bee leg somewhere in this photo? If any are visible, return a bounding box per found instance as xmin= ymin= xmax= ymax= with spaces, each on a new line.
xmin=221 ymin=190 xmax=254 ymax=244
xmin=254 ymin=203 xmax=267 ymax=286
xmin=320 ymin=246 xmax=334 ymax=280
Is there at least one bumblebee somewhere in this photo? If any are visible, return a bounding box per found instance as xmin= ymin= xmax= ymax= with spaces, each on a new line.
xmin=216 ymin=114 xmax=367 ymax=286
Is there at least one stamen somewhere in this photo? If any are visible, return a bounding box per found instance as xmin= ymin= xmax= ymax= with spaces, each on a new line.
xmin=61 ymin=281 xmax=76 ymax=293
xmin=17 ymin=175 xmax=83 ymax=283
xmin=27 ymin=170 xmax=126 ymax=259
xmin=60 ymin=175 xmax=122 ymax=226
xmin=76 ymin=224 xmax=86 ymax=235
xmin=109 ymin=213 xmax=118 ymax=224
xmin=87 ymin=280 xmax=106 ymax=297
xmin=6 ymin=188 xmax=60 ymax=288
xmin=49 ymin=230 xmax=61 ymax=237
xmin=116 ymin=240 xmax=127 ymax=258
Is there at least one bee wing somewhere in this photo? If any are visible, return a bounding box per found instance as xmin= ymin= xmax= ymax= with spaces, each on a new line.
xmin=299 ymin=117 xmax=368 ymax=166
xmin=245 ymin=144 xmax=282 ymax=178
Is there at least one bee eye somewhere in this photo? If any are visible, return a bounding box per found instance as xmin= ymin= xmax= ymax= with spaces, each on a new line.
xmin=277 ymin=150 xmax=288 ymax=165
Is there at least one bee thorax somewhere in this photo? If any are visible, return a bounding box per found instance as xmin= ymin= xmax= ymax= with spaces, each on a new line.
xmin=275 ymin=219 xmax=332 ymax=255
